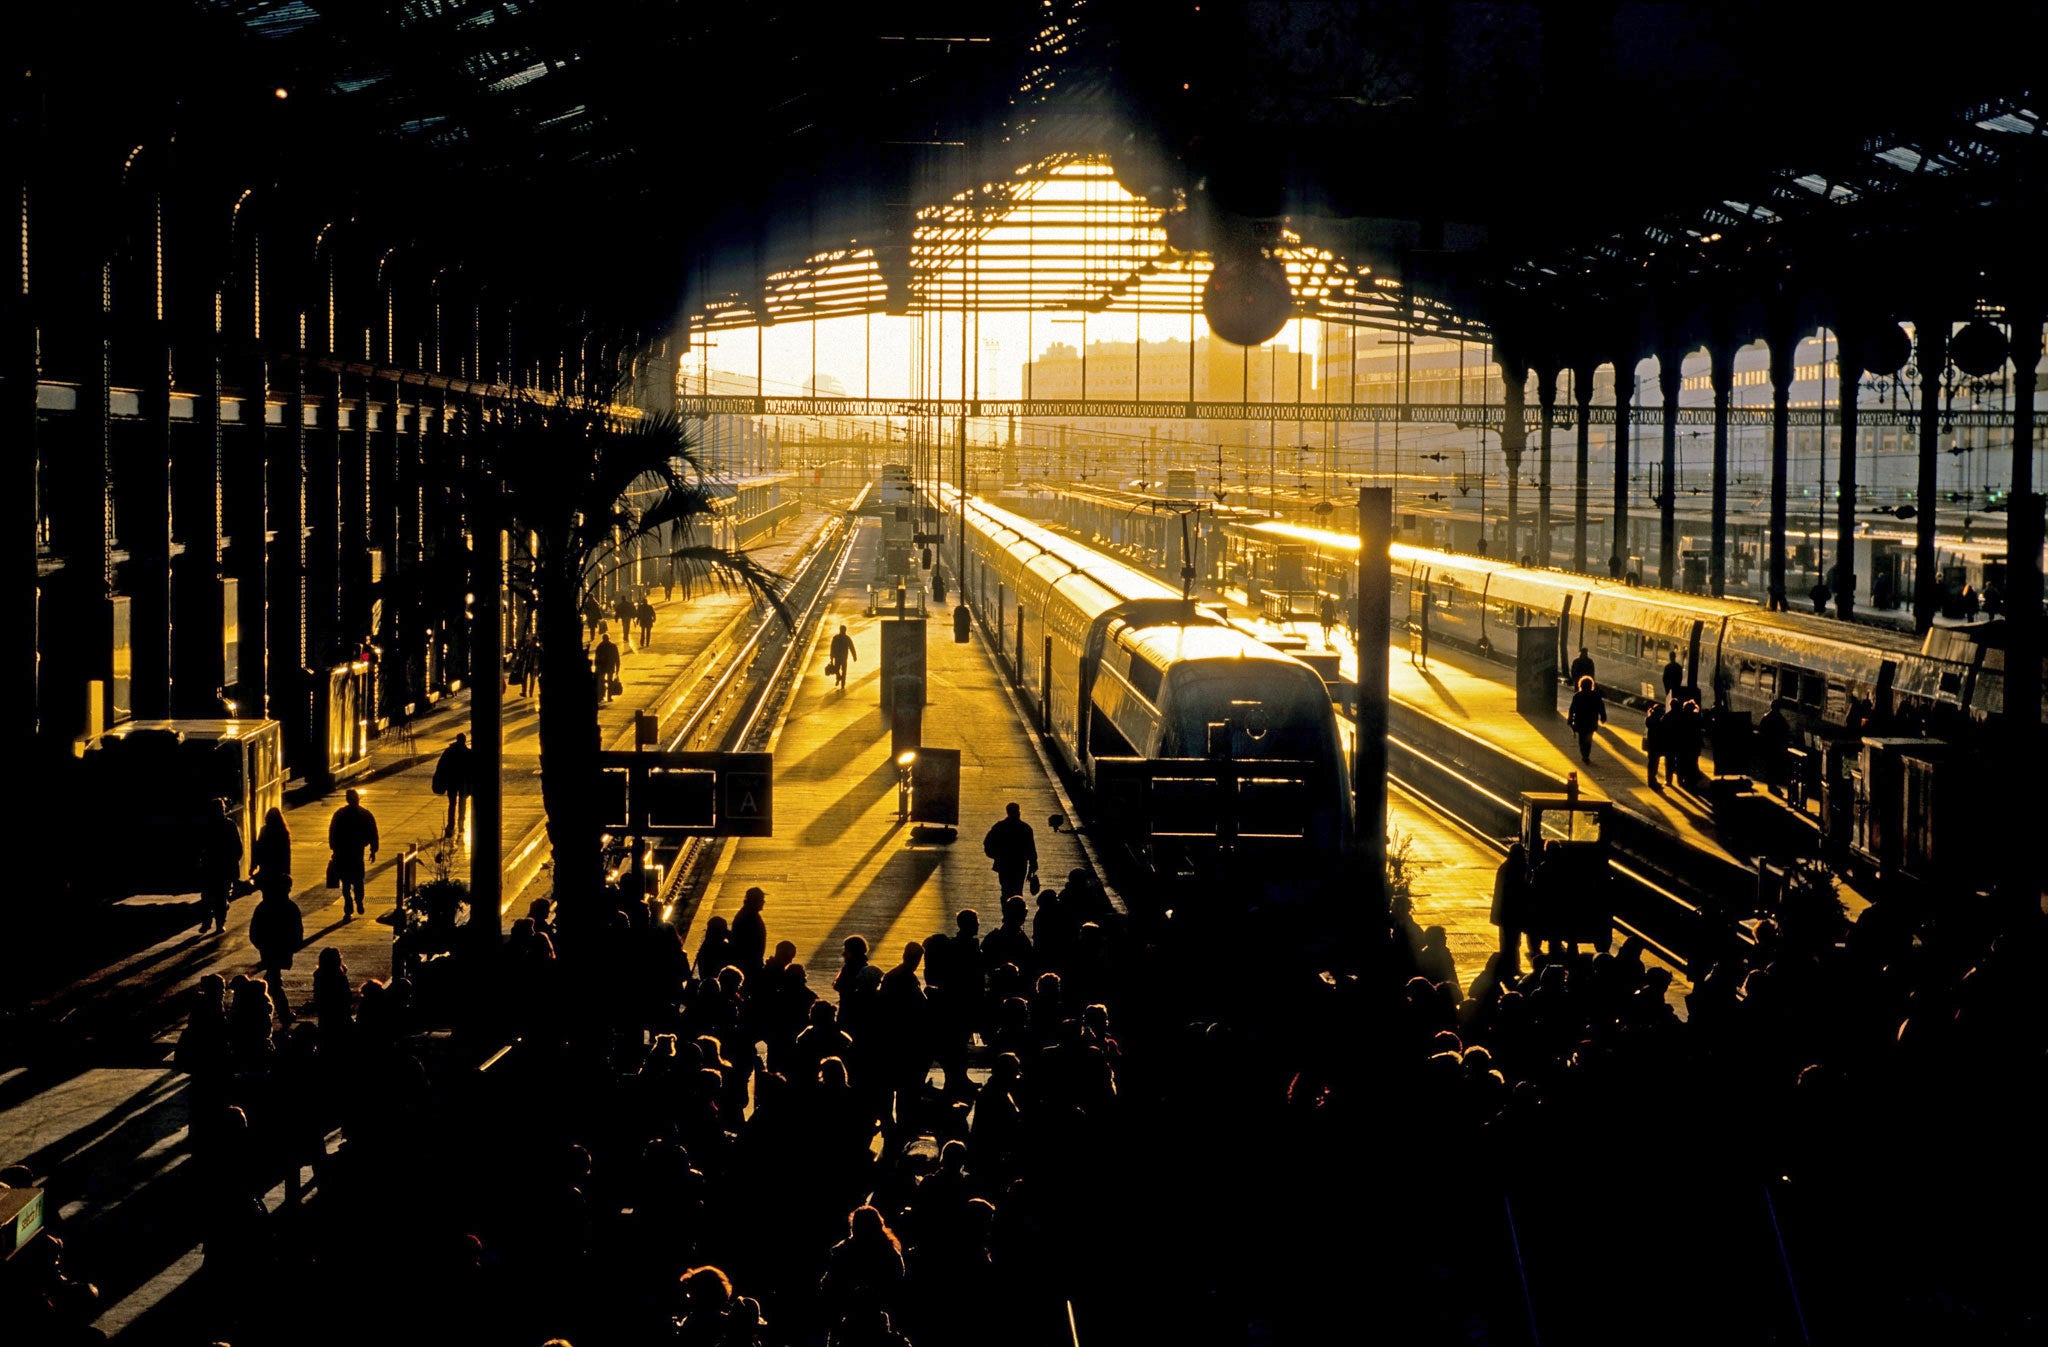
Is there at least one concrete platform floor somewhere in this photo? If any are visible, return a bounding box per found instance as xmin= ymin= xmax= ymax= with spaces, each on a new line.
xmin=694 ymin=519 xmax=1093 ymax=984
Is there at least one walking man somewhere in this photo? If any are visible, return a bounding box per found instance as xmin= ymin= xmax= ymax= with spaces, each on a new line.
xmin=1662 ymin=651 xmax=1684 ymax=699
xmin=636 ymin=593 xmax=656 ymax=649
xmin=520 ymin=633 xmax=540 ymax=697
xmin=1318 ymin=591 xmax=1336 ymax=648
xmin=327 ymin=788 xmax=380 ymax=918
xmin=593 ymin=629 xmax=622 ymax=705
xmin=1567 ymin=676 xmax=1607 ymax=765
xmin=982 ymin=801 xmax=1039 ymax=900
xmin=614 ymin=592 xmax=636 ymax=652
xmin=829 ymin=624 xmax=858 ymax=692
xmin=433 ymin=733 xmax=473 ymax=840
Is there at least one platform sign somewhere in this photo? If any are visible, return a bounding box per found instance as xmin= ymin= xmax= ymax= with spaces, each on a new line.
xmin=594 ymin=750 xmax=773 ymax=836
xmin=909 ymin=747 xmax=961 ymax=825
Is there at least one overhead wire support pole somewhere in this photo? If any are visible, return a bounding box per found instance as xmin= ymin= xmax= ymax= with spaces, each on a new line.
xmin=1355 ymin=486 xmax=1392 ymax=887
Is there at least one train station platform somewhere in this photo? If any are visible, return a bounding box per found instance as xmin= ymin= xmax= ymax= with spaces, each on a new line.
xmin=692 ymin=518 xmax=1092 ymax=989
xmin=1 ymin=504 xmax=840 ymax=1337
xmin=21 ymin=503 xmax=839 ymax=1051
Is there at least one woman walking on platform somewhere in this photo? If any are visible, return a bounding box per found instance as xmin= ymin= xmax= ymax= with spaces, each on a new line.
xmin=249 ymin=808 xmax=302 ymax=1023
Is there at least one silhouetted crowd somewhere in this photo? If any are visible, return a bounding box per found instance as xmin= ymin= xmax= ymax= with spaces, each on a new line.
xmin=1268 ymin=884 xmax=2048 ymax=1344
xmin=8 ymin=861 xmax=2044 ymax=1345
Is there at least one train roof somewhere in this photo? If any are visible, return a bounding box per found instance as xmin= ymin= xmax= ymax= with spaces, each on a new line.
xmin=940 ymin=484 xmax=1185 ymax=608
xmin=1115 ymin=620 xmax=1312 ymax=669
xmin=95 ymin=718 xmax=279 ymax=744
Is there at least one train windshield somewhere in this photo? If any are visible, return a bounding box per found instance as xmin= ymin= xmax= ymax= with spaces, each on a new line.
xmin=1158 ymin=661 xmax=1335 ymax=761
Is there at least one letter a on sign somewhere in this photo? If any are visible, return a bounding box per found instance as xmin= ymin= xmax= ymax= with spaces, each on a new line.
xmin=723 ymin=767 xmax=772 ymax=837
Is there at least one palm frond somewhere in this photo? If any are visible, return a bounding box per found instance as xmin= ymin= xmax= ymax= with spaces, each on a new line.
xmin=645 ymin=543 xmax=795 ymax=629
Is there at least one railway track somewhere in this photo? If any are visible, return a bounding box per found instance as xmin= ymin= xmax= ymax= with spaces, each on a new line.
xmin=1383 ymin=722 xmax=1743 ymax=974
xmin=642 ymin=505 xmax=863 ymax=913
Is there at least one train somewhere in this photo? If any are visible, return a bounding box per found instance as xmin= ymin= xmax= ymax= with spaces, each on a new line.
xmin=935 ymin=483 xmax=1354 ymax=855
xmin=1216 ymin=516 xmax=2038 ymax=736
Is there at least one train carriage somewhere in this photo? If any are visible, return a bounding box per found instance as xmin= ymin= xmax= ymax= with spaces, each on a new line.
xmin=1219 ymin=517 xmax=2011 ymax=734
xmin=938 ymin=484 xmax=1353 ymax=852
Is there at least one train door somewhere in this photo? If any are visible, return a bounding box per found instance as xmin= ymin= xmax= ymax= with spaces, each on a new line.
xmin=1557 ymin=596 xmax=1574 ymax=678
xmin=1706 ymin=617 xmax=1731 ymax=707
xmin=1685 ymin=621 xmax=1704 ymax=690
xmin=1477 ymin=575 xmax=1494 ymax=653
xmin=1875 ymin=659 xmax=1897 ymax=718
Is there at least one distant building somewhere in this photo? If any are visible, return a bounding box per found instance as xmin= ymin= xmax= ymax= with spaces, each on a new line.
xmin=1018 ymin=336 xmax=1314 ymax=484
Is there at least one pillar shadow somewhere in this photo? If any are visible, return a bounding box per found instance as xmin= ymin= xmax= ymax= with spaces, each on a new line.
xmin=780 ymin=713 xmax=890 ymax=781
xmin=817 ymin=843 xmax=946 ymax=966
xmin=799 ymin=758 xmax=905 ymax=847
xmin=1414 ymin=668 xmax=1470 ymax=719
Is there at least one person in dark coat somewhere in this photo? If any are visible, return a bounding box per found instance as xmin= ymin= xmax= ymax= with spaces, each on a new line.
xmin=615 ymin=592 xmax=637 ymax=652
xmin=730 ymin=887 xmax=768 ymax=977
xmin=1569 ymin=645 xmax=1596 ymax=687
xmin=1566 ymin=676 xmax=1606 ymax=764
xmin=981 ymin=802 xmax=1038 ymax=900
xmin=433 ymin=733 xmax=472 ymax=839
xmin=198 ymin=798 xmax=244 ymax=935
xmin=593 ymin=631 xmax=622 ymax=704
xmin=1662 ymin=651 xmax=1684 ymax=698
xmin=327 ymin=787 xmax=379 ymax=918
xmin=636 ymin=594 xmax=656 ymax=649
xmin=1318 ymin=591 xmax=1336 ymax=646
xmin=1490 ymin=842 xmax=1536 ymax=971
xmin=1756 ymin=699 xmax=1793 ymax=790
xmin=1644 ymin=699 xmax=1672 ymax=791
xmin=249 ymin=823 xmax=304 ymax=1025
xmin=1669 ymin=697 xmax=1705 ymax=785
xmin=829 ymin=625 xmax=858 ymax=691
xmin=252 ymin=807 xmax=292 ymax=903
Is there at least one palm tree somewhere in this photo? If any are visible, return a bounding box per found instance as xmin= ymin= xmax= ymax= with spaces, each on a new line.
xmin=486 ymin=393 xmax=788 ymax=925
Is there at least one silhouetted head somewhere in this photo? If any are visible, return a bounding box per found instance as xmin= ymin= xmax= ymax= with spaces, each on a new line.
xmin=1002 ymin=895 xmax=1027 ymax=925
xmin=819 ymin=1056 xmax=850 ymax=1088
xmin=679 ymin=1265 xmax=732 ymax=1312
xmin=344 ymin=788 xmax=360 ymax=806
xmin=957 ymin=908 xmax=980 ymax=935
xmin=453 ymin=733 xmax=466 ymax=748
xmin=743 ymin=886 xmax=766 ymax=911
xmin=773 ymin=939 xmax=797 ymax=964
xmin=1578 ymin=675 xmax=1595 ymax=692
xmin=848 ymin=1204 xmax=899 ymax=1251
xmin=1579 ymin=646 xmax=1589 ymax=657
xmin=1005 ymin=801 xmax=1020 ymax=820
xmin=703 ymin=915 xmax=729 ymax=938
xmin=809 ymin=1001 xmax=837 ymax=1029
xmin=842 ymin=935 xmax=868 ymax=961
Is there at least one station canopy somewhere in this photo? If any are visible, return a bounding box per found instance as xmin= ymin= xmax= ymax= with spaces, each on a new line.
xmin=45 ymin=3 xmax=2048 ymax=347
